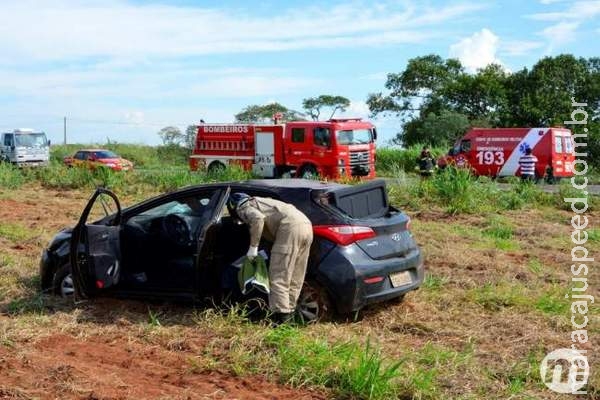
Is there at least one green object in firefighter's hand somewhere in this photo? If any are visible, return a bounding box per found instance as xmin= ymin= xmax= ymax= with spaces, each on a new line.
xmin=238 ymin=255 xmax=270 ymax=295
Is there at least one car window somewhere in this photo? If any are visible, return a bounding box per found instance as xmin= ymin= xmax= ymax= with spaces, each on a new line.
xmin=460 ymin=140 xmax=471 ymax=152
xmin=564 ymin=136 xmax=574 ymax=154
xmin=4 ymin=134 xmax=13 ymax=146
xmin=128 ymin=191 xmax=220 ymax=223
xmin=291 ymin=128 xmax=305 ymax=143
xmin=313 ymin=127 xmax=331 ymax=148
xmin=94 ymin=150 xmax=118 ymax=159
xmin=555 ymin=136 xmax=564 ymax=153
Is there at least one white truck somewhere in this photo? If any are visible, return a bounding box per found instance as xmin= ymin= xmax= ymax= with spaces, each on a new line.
xmin=0 ymin=129 xmax=50 ymax=167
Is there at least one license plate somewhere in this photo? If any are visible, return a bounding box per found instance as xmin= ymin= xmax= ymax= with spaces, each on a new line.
xmin=390 ymin=271 xmax=412 ymax=287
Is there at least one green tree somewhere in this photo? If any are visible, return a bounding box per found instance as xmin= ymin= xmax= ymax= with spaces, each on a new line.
xmin=368 ymin=54 xmax=600 ymax=165
xmin=302 ymin=95 xmax=351 ymax=120
xmin=235 ymin=102 xmax=304 ymax=123
xmin=402 ymin=110 xmax=470 ymax=147
xmin=157 ymin=126 xmax=183 ymax=146
xmin=184 ymin=125 xmax=197 ymax=149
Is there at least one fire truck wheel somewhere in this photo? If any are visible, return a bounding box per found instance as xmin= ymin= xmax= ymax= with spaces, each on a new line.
xmin=207 ymin=161 xmax=226 ymax=174
xmin=298 ymin=164 xmax=318 ymax=179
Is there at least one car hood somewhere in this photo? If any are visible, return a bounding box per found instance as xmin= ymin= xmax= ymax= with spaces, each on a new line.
xmin=48 ymin=227 xmax=73 ymax=251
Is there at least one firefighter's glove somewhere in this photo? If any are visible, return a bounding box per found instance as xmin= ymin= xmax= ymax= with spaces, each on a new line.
xmin=246 ymin=246 xmax=258 ymax=260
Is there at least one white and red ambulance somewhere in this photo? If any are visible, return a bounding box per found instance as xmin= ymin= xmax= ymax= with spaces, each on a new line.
xmin=440 ymin=127 xmax=576 ymax=179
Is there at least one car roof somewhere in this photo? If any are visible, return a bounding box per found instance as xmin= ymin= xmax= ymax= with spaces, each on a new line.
xmin=78 ymin=149 xmax=113 ymax=152
xmin=125 ymin=179 xmax=346 ymax=212
xmin=244 ymin=179 xmax=346 ymax=190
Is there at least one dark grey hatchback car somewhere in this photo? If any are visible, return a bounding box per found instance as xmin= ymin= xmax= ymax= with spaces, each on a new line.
xmin=40 ymin=179 xmax=424 ymax=320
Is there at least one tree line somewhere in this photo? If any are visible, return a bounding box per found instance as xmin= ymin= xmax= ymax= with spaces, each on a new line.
xmin=367 ymin=54 xmax=599 ymax=164
xmin=157 ymin=54 xmax=599 ymax=165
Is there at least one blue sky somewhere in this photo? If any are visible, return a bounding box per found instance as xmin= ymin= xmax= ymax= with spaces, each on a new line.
xmin=1 ymin=0 xmax=599 ymax=145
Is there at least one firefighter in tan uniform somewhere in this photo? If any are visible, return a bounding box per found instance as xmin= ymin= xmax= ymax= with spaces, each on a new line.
xmin=227 ymin=193 xmax=313 ymax=324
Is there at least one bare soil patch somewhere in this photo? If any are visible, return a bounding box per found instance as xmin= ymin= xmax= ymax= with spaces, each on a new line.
xmin=0 ymin=333 xmax=326 ymax=400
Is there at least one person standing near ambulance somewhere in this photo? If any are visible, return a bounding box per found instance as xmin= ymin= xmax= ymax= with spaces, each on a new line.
xmin=518 ymin=147 xmax=538 ymax=182
xmin=227 ymin=193 xmax=313 ymax=324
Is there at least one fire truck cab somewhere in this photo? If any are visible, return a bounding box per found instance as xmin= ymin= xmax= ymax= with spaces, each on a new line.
xmin=190 ymin=119 xmax=377 ymax=179
xmin=440 ymin=127 xmax=576 ymax=179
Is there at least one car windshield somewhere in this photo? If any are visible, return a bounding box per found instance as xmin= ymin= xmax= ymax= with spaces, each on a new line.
xmin=94 ymin=150 xmax=118 ymax=159
xmin=15 ymin=133 xmax=47 ymax=147
xmin=335 ymin=129 xmax=373 ymax=145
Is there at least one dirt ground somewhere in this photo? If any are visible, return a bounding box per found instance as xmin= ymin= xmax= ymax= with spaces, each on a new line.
xmin=0 ymin=330 xmax=325 ymax=400
xmin=0 ymin=187 xmax=327 ymax=400
xmin=0 ymin=184 xmax=598 ymax=399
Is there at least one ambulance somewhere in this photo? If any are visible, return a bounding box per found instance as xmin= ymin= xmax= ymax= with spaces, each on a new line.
xmin=440 ymin=127 xmax=576 ymax=179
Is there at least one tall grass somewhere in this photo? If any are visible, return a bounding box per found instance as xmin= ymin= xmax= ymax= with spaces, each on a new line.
xmin=376 ymin=145 xmax=446 ymax=176
xmin=50 ymin=143 xmax=189 ymax=168
xmin=0 ymin=163 xmax=28 ymax=189
xmin=388 ymin=167 xmax=556 ymax=215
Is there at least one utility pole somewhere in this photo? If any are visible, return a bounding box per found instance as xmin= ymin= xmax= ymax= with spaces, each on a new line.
xmin=63 ymin=116 xmax=66 ymax=145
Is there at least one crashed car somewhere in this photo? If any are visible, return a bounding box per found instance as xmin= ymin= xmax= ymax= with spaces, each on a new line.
xmin=40 ymin=179 xmax=424 ymax=320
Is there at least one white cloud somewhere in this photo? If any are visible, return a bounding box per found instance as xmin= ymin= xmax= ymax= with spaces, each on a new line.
xmin=528 ymin=1 xmax=600 ymax=51
xmin=529 ymin=1 xmax=600 ymax=21
xmin=540 ymin=22 xmax=580 ymax=51
xmin=124 ymin=111 xmax=145 ymax=125
xmin=0 ymin=0 xmax=488 ymax=144
xmin=0 ymin=0 xmax=484 ymax=62
xmin=500 ymin=40 xmax=545 ymax=56
xmin=449 ymin=29 xmax=502 ymax=72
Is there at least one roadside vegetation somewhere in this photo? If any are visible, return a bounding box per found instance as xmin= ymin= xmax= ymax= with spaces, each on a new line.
xmin=0 ymin=144 xmax=598 ymax=399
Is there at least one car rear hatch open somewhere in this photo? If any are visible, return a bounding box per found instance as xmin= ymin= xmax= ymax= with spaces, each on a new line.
xmin=315 ymin=179 xmax=416 ymax=260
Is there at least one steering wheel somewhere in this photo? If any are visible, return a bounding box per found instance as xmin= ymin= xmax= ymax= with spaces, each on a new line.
xmin=162 ymin=214 xmax=191 ymax=247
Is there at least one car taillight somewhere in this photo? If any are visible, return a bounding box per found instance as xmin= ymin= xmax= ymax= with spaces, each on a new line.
xmin=313 ymin=225 xmax=376 ymax=246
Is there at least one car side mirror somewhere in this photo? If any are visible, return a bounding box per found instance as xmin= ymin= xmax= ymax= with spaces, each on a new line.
xmin=47 ymin=140 xmax=51 ymax=146
xmin=10 ymin=145 xmax=15 ymax=151
xmin=372 ymin=128 xmax=378 ymax=141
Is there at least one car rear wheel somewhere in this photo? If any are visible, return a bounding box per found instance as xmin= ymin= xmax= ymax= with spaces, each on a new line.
xmin=297 ymin=280 xmax=333 ymax=323
xmin=53 ymin=263 xmax=74 ymax=298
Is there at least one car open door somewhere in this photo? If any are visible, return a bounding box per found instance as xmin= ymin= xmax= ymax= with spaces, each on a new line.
xmin=70 ymin=188 xmax=122 ymax=298
xmin=196 ymin=186 xmax=230 ymax=296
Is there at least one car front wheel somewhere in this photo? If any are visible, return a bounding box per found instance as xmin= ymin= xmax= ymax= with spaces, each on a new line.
xmin=53 ymin=263 xmax=74 ymax=298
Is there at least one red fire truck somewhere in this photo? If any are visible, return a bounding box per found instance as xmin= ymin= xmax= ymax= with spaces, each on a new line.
xmin=439 ymin=127 xmax=576 ymax=179
xmin=189 ymin=119 xmax=377 ymax=179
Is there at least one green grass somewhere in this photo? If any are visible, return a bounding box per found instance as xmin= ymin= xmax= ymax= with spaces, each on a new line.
xmin=535 ymin=291 xmax=569 ymax=316
xmin=0 ymin=163 xmax=29 ymax=189
xmin=467 ymin=282 xmax=528 ymax=312
xmin=422 ymin=274 xmax=449 ymax=290
xmin=264 ymin=326 xmax=402 ymax=399
xmin=387 ymin=165 xmax=567 ymax=216
xmin=588 ymin=228 xmax=600 ymax=243
xmin=527 ymin=259 xmax=544 ymax=275
xmin=0 ymin=223 xmax=35 ymax=242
